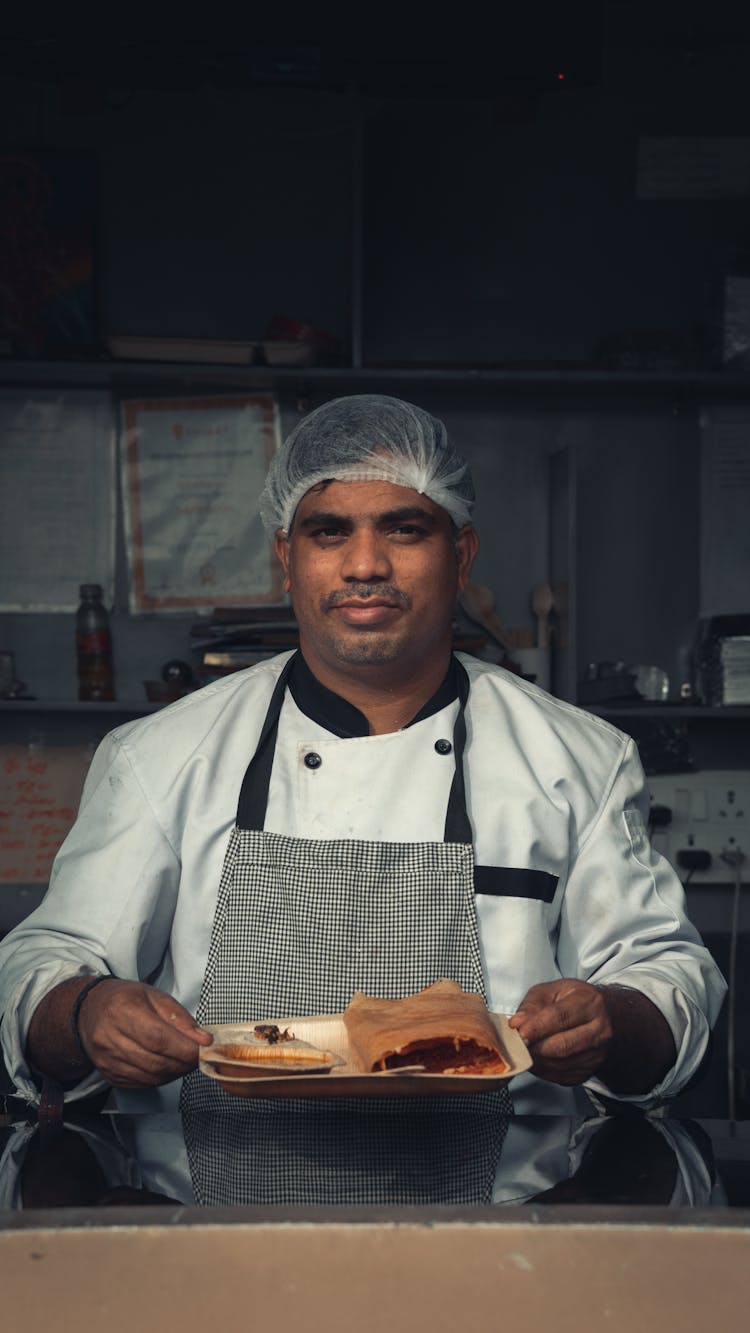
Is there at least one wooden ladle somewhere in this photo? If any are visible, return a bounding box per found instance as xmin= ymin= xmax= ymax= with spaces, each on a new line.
xmin=531 ymin=582 xmax=554 ymax=649
xmin=458 ymin=582 xmax=514 ymax=655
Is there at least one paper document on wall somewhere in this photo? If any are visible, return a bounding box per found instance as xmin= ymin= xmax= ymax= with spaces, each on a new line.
xmin=0 ymin=745 xmax=93 ymax=884
xmin=0 ymin=390 xmax=115 ymax=610
xmin=700 ymin=407 xmax=750 ymax=615
xmin=121 ymin=394 xmax=282 ymax=612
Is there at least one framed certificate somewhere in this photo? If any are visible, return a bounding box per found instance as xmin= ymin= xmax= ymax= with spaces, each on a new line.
xmin=122 ymin=393 xmax=283 ymax=612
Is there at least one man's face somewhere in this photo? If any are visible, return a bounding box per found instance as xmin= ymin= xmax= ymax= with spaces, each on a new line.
xmin=274 ymin=479 xmax=478 ymax=683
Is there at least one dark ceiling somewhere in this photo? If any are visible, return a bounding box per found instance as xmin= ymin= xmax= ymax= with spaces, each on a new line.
xmin=4 ymin=22 xmax=605 ymax=98
xmin=8 ymin=7 xmax=750 ymax=101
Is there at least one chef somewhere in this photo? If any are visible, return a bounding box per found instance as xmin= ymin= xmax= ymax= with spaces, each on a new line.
xmin=0 ymin=394 xmax=726 ymax=1115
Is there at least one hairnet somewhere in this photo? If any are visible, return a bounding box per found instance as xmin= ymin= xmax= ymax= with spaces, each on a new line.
xmin=258 ymin=394 xmax=475 ymax=536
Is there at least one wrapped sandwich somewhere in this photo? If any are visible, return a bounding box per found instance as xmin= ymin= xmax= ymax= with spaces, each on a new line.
xmin=343 ymin=979 xmax=510 ymax=1075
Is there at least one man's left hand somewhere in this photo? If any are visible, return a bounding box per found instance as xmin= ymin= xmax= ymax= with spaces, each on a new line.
xmin=508 ymin=979 xmax=677 ymax=1093
xmin=508 ymin=979 xmax=613 ymax=1086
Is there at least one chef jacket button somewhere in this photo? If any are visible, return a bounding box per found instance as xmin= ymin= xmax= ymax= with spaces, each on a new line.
xmin=434 ymin=739 xmax=452 ymax=755
xmin=304 ymin=751 xmax=322 ymax=770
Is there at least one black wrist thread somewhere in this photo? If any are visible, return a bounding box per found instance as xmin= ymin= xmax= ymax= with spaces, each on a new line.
xmin=70 ymin=975 xmax=110 ymax=1061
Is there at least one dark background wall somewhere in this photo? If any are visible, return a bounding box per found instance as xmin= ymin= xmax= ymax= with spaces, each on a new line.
xmin=4 ymin=7 xmax=750 ymax=361
xmin=3 ymin=4 xmax=748 ymax=695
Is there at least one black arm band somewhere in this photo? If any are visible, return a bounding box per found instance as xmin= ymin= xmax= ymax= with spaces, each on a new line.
xmin=70 ymin=975 xmax=111 ymax=1061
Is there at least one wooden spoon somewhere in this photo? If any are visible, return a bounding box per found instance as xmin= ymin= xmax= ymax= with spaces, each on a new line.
xmin=531 ymin=582 xmax=554 ymax=649
xmin=458 ymin=582 xmax=514 ymax=655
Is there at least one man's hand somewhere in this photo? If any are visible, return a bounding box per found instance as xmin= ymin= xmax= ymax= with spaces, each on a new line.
xmin=508 ymin=979 xmax=613 ymax=1086
xmin=508 ymin=979 xmax=677 ymax=1094
xmin=76 ymin=979 xmax=214 ymax=1087
xmin=26 ymin=976 xmax=213 ymax=1088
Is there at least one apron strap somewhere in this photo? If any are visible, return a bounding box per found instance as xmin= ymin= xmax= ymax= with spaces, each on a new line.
xmin=443 ymin=660 xmax=473 ymax=845
xmin=236 ymin=654 xmax=297 ymax=830
xmin=236 ymin=652 xmax=473 ymax=846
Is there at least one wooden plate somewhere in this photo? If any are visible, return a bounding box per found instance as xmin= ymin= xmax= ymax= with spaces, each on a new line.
xmin=198 ymin=1012 xmax=531 ymax=1099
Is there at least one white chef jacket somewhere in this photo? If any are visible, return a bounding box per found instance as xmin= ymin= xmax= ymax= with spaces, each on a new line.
xmin=0 ymin=652 xmax=726 ymax=1112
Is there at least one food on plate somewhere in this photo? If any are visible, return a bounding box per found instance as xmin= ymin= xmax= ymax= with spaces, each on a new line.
xmin=201 ymin=1028 xmax=344 ymax=1079
xmin=343 ymin=979 xmax=510 ymax=1075
xmin=253 ymin=1023 xmax=294 ymax=1044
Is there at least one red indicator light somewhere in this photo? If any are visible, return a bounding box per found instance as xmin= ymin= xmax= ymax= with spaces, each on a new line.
xmin=557 ymin=72 xmax=565 ymax=81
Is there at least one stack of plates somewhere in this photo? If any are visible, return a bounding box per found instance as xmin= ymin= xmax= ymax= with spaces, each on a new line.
xmin=718 ymin=636 xmax=750 ymax=704
xmin=698 ymin=616 xmax=750 ymax=706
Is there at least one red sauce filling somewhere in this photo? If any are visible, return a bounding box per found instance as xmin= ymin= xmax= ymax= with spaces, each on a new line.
xmin=381 ymin=1040 xmax=502 ymax=1073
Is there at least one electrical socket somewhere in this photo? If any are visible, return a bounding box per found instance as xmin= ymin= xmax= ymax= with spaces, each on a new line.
xmin=647 ymin=770 xmax=748 ymax=884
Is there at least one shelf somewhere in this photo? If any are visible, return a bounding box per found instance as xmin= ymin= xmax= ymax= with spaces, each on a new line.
xmin=0 ymin=699 xmax=160 ymax=715
xmin=4 ymin=699 xmax=750 ymax=720
xmin=3 ymin=358 xmax=750 ymax=397
xmin=585 ymin=704 xmax=750 ymax=719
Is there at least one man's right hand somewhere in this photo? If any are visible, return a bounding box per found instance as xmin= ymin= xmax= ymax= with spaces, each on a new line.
xmin=76 ymin=978 xmax=214 ymax=1087
xmin=26 ymin=975 xmax=213 ymax=1088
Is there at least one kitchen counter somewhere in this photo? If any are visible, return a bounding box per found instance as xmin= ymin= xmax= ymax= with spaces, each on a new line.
xmin=1 ymin=1091 xmax=749 ymax=1331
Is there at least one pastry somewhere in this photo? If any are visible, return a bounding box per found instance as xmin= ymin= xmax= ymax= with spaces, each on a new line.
xmin=201 ymin=1025 xmax=343 ymax=1078
xmin=343 ymin=979 xmax=509 ymax=1075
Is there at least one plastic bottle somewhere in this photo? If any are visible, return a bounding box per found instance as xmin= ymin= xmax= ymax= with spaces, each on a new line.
xmin=76 ymin=584 xmax=115 ymax=701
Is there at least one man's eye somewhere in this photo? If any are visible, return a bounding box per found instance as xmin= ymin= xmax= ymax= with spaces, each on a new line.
xmin=390 ymin=524 xmax=427 ymax=539
xmin=312 ymin=526 xmax=346 ymax=540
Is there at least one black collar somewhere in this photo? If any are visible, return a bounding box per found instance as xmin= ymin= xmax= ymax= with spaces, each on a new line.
xmin=287 ymin=652 xmax=460 ymax=739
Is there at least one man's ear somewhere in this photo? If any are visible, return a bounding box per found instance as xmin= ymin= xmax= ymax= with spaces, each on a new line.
xmin=455 ymin=524 xmax=480 ymax=590
xmin=273 ymin=530 xmax=292 ymax=593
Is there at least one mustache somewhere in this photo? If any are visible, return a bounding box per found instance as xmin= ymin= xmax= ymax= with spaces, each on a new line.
xmin=322 ymin=584 xmax=410 ymax=611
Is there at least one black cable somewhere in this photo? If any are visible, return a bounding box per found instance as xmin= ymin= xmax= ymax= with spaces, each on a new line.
xmin=724 ymin=849 xmax=745 ymax=1122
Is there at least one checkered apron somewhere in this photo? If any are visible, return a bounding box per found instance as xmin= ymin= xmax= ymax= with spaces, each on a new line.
xmin=181 ymin=1098 xmax=510 ymax=1206
xmin=180 ymin=655 xmax=512 ymax=1203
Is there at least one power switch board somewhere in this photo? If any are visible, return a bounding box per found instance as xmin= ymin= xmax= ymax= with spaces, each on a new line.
xmin=647 ymin=771 xmax=748 ymax=884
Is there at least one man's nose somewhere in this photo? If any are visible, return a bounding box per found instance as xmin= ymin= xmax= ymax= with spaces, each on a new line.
xmin=340 ymin=530 xmax=392 ymax=581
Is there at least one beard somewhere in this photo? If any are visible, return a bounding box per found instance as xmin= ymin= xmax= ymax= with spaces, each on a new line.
xmin=313 ymin=620 xmax=412 ymax=666
xmin=292 ymin=584 xmax=415 ymax=668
